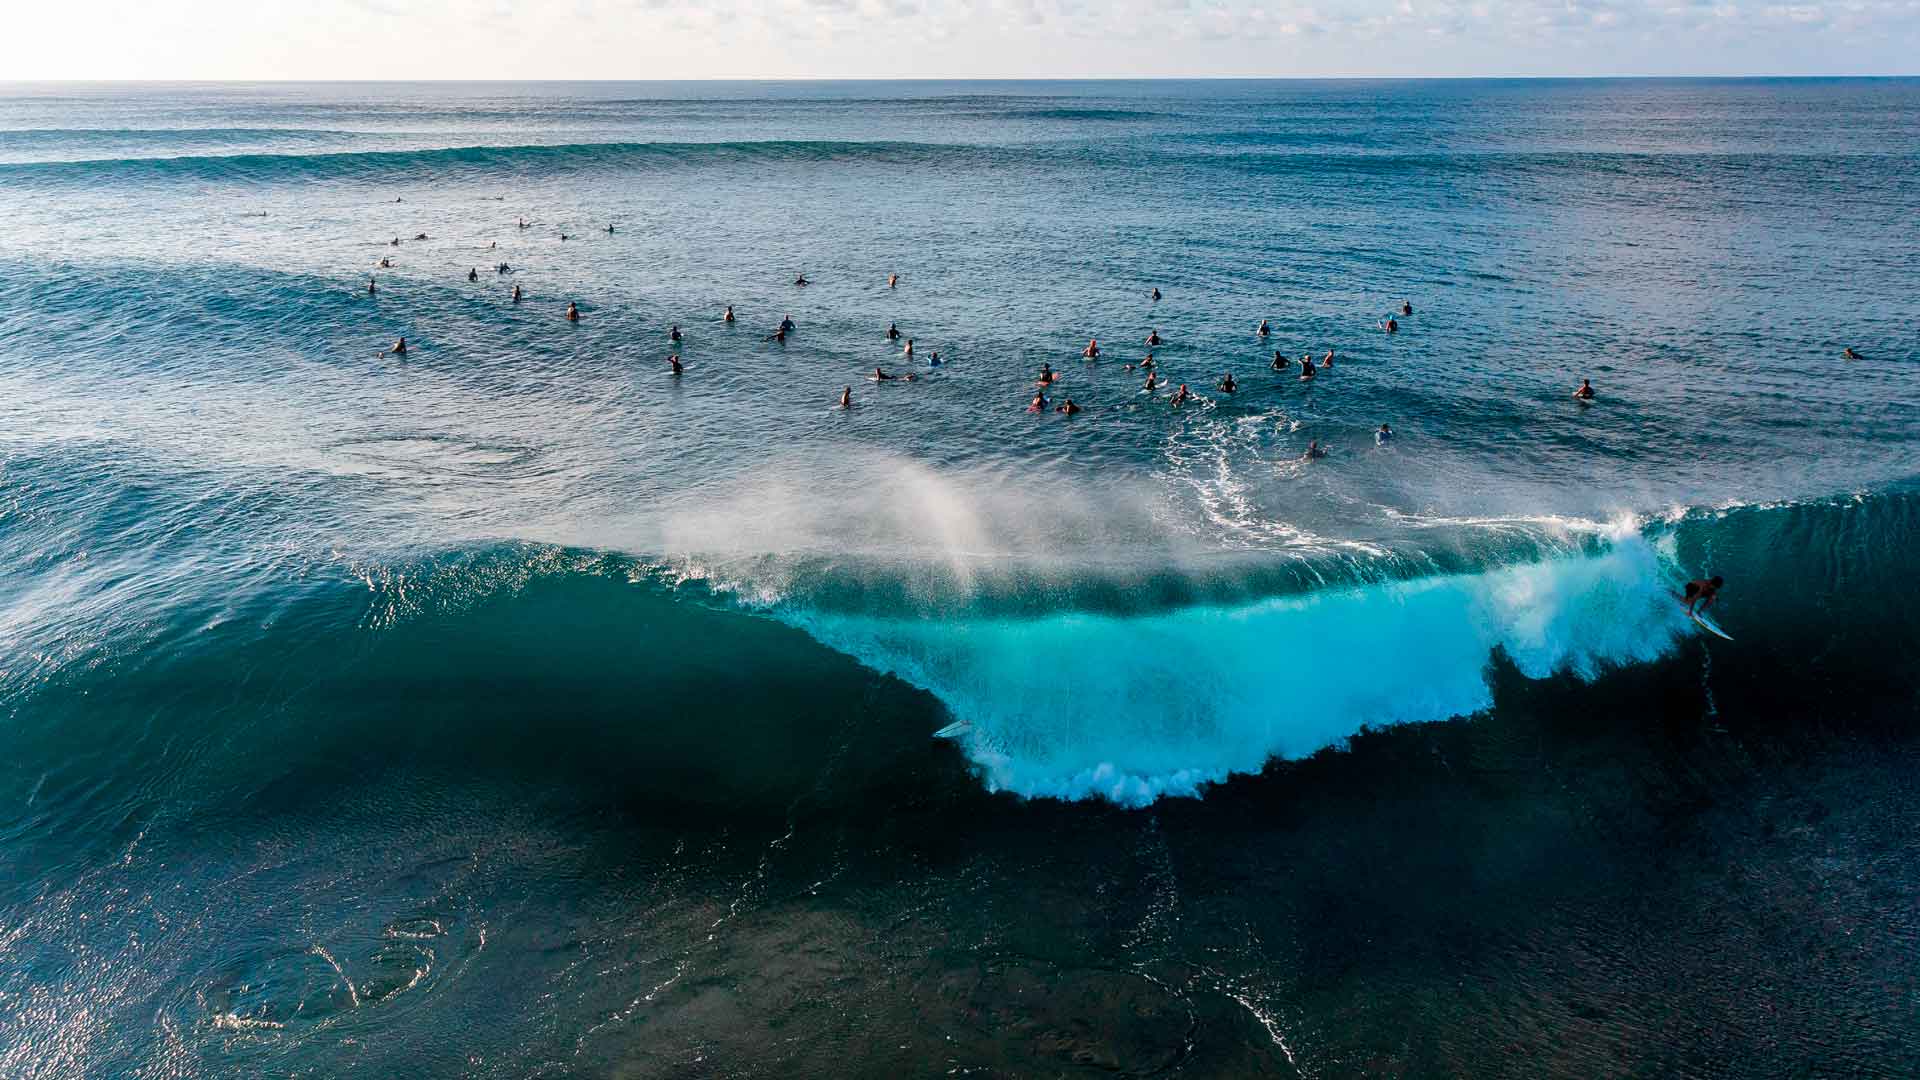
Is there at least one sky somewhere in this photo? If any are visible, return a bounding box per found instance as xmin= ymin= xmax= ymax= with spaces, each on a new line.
xmin=2 ymin=0 xmax=1916 ymax=80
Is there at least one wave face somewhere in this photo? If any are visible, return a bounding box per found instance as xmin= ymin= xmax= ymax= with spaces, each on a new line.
xmin=784 ymin=523 xmax=1684 ymax=803
xmin=723 ymin=484 xmax=1920 ymax=804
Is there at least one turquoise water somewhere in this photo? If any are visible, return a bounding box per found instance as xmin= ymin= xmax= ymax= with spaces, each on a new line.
xmin=3 ymin=80 xmax=1919 ymax=1076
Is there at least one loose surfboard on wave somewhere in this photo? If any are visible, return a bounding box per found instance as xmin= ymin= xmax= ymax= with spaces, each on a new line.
xmin=933 ymin=719 xmax=972 ymax=739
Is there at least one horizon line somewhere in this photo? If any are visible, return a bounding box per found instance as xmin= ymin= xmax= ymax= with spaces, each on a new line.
xmin=4 ymin=73 xmax=1917 ymax=85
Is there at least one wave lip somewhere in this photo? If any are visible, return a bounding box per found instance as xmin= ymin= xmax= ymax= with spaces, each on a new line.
xmin=784 ymin=523 xmax=1689 ymax=806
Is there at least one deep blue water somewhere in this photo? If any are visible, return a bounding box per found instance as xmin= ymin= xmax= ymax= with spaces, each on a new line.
xmin=3 ymin=79 xmax=1919 ymax=1077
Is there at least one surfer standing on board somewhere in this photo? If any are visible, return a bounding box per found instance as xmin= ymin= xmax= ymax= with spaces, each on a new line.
xmin=1683 ymin=576 xmax=1723 ymax=616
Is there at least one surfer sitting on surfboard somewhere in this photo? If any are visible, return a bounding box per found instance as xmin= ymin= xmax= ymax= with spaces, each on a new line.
xmin=1683 ymin=576 xmax=1723 ymax=616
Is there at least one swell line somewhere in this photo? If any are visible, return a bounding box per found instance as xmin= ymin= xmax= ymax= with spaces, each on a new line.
xmin=0 ymin=139 xmax=1005 ymax=184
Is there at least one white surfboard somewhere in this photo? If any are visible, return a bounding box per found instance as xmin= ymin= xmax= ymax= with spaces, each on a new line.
xmin=1690 ymin=611 xmax=1734 ymax=641
xmin=933 ymin=719 xmax=971 ymax=740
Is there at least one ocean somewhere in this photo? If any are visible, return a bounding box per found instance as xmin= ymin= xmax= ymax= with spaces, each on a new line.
xmin=1 ymin=78 xmax=1918 ymax=1077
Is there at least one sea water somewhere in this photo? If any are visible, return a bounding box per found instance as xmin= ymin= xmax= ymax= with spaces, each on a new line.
xmin=2 ymin=79 xmax=1918 ymax=1077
